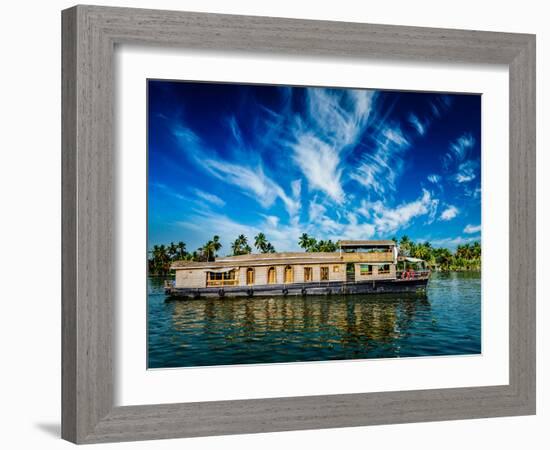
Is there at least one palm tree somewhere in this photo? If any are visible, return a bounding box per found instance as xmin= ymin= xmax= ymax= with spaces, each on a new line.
xmin=200 ymin=235 xmax=222 ymax=261
xmin=316 ymin=239 xmax=338 ymax=252
xmin=168 ymin=242 xmax=178 ymax=260
xmin=254 ymin=233 xmax=267 ymax=252
xmin=230 ymin=239 xmax=241 ymax=256
xmin=176 ymin=241 xmax=186 ymax=260
xmin=151 ymin=244 xmax=160 ymax=260
xmin=399 ymin=235 xmax=412 ymax=256
xmin=434 ymin=247 xmax=452 ymax=271
xmin=212 ymin=235 xmax=222 ymax=253
xmin=231 ymin=234 xmax=251 ymax=256
xmin=254 ymin=232 xmax=276 ymax=253
xmin=298 ymin=233 xmax=311 ymax=251
xmin=311 ymin=239 xmax=319 ymax=251
xmin=149 ymin=244 xmax=170 ymax=275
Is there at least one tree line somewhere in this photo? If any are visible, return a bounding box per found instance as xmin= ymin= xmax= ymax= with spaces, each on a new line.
xmin=148 ymin=233 xmax=276 ymax=276
xmin=395 ymin=236 xmax=481 ymax=272
xmin=148 ymin=233 xmax=481 ymax=276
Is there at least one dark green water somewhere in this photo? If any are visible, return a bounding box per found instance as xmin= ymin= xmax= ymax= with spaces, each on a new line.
xmin=147 ymin=272 xmax=481 ymax=368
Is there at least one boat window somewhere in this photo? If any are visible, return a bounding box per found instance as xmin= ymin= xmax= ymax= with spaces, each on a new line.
xmin=284 ymin=265 xmax=293 ymax=283
xmin=320 ymin=266 xmax=329 ymax=281
xmin=333 ymin=265 xmax=340 ymax=272
xmin=206 ymin=270 xmax=237 ymax=287
xmin=207 ymin=270 xmax=235 ymax=281
xmin=304 ymin=267 xmax=313 ymax=282
xmin=360 ymin=264 xmax=373 ymax=275
xmin=246 ymin=268 xmax=254 ymax=285
xmin=267 ymin=267 xmax=277 ymax=284
xmin=379 ymin=264 xmax=391 ymax=275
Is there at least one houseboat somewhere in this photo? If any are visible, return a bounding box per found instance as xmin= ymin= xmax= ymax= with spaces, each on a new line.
xmin=165 ymin=240 xmax=430 ymax=299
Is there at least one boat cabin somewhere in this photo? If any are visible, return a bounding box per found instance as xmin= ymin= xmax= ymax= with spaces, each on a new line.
xmin=171 ymin=240 xmax=399 ymax=289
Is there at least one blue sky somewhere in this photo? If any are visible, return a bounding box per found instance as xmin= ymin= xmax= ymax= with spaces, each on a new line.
xmin=148 ymin=80 xmax=481 ymax=253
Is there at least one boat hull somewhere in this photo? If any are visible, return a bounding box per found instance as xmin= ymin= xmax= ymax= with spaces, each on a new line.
xmin=166 ymin=277 xmax=429 ymax=299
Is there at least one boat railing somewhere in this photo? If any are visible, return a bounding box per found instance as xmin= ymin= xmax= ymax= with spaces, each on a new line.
xmin=206 ymin=279 xmax=239 ymax=287
xmin=396 ymin=270 xmax=430 ymax=280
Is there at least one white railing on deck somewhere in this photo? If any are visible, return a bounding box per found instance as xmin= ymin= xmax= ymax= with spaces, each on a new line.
xmin=396 ymin=270 xmax=430 ymax=280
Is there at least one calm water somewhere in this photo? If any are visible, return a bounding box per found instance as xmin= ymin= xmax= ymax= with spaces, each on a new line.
xmin=147 ymin=272 xmax=481 ymax=368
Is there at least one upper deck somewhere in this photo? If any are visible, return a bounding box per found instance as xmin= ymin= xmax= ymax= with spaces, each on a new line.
xmin=171 ymin=240 xmax=397 ymax=271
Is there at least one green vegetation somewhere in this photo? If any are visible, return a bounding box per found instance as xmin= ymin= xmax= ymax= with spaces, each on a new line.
xmin=198 ymin=235 xmax=222 ymax=261
xmin=148 ymin=233 xmax=276 ymax=276
xmin=231 ymin=234 xmax=252 ymax=256
xmin=298 ymin=233 xmax=339 ymax=252
xmin=148 ymin=236 xmax=220 ymax=276
xmin=393 ymin=236 xmax=481 ymax=272
xmin=148 ymin=233 xmax=481 ymax=276
xmin=254 ymin=233 xmax=276 ymax=253
xmin=148 ymin=242 xmax=188 ymax=276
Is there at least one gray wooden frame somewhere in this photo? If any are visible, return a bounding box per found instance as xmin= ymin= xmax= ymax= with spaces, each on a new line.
xmin=62 ymin=4 xmax=536 ymax=444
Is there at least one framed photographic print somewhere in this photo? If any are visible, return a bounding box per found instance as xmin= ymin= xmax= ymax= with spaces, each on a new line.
xmin=62 ymin=5 xmax=536 ymax=444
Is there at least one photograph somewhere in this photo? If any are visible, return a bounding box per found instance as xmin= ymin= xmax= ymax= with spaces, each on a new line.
xmin=147 ymin=80 xmax=482 ymax=368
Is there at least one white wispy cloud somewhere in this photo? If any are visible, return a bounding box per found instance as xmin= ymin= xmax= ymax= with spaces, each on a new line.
xmin=455 ymin=160 xmax=478 ymax=183
xmin=430 ymin=95 xmax=453 ymax=118
xmin=153 ymin=183 xmax=227 ymax=212
xmin=339 ymin=213 xmax=376 ymax=240
xmin=201 ymin=158 xmax=300 ymax=217
xmin=180 ymin=210 xmax=303 ymax=253
xmin=291 ymin=133 xmax=345 ymax=202
xmin=193 ymin=189 xmax=225 ymax=207
xmin=382 ymin=126 xmax=409 ymax=146
xmin=172 ymin=125 xmax=201 ymax=146
xmin=427 ymin=174 xmax=441 ymax=184
xmin=291 ymin=179 xmax=302 ymax=199
xmin=443 ymin=133 xmax=475 ymax=169
xmin=227 ymin=115 xmax=244 ymax=147
xmin=358 ymin=189 xmax=439 ymax=234
xmin=464 ymin=224 xmax=482 ymax=234
xmin=308 ymin=196 xmax=327 ymax=222
xmin=306 ymin=88 xmax=374 ymax=147
xmin=173 ymin=124 xmax=301 ymax=218
xmin=431 ymin=235 xmax=480 ymax=249
xmin=409 ymin=96 xmax=451 ymax=137
xmin=288 ymin=88 xmax=375 ymax=203
xmin=305 ymin=197 xmax=376 ymax=241
xmin=151 ymin=182 xmax=188 ymax=202
xmin=350 ymin=123 xmax=410 ymax=196
xmin=456 ymin=173 xmax=475 ymax=183
xmin=177 ymin=210 xmax=261 ymax=254
xmin=440 ymin=205 xmax=459 ymax=221
xmin=465 ymin=185 xmax=481 ymax=199
xmin=408 ymin=113 xmax=426 ymax=135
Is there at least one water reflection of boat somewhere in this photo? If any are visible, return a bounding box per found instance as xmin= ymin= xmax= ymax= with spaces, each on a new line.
xmin=168 ymin=295 xmax=431 ymax=347
xmin=165 ymin=240 xmax=430 ymax=299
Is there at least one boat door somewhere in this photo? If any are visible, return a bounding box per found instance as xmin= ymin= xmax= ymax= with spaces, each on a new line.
xmin=346 ymin=263 xmax=355 ymax=282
